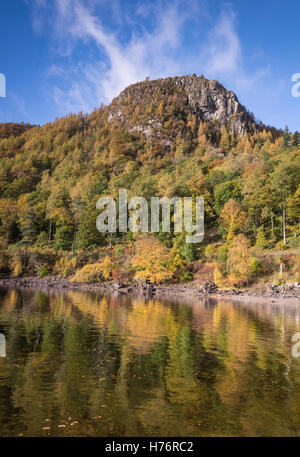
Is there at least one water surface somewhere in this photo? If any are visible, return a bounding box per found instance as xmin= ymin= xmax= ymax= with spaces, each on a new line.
xmin=0 ymin=287 xmax=300 ymax=437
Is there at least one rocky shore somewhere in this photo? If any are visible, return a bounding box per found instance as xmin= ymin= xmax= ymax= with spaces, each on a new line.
xmin=0 ymin=276 xmax=300 ymax=304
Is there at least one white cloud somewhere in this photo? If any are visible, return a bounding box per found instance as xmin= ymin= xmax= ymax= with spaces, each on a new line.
xmin=202 ymin=11 xmax=241 ymax=76
xmin=197 ymin=8 xmax=270 ymax=99
xmin=29 ymin=0 xmax=48 ymax=33
xmin=29 ymin=0 xmax=268 ymax=116
xmin=37 ymin=0 xmax=190 ymax=112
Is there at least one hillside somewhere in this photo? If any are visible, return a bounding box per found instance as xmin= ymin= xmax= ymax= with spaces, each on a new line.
xmin=0 ymin=75 xmax=299 ymax=287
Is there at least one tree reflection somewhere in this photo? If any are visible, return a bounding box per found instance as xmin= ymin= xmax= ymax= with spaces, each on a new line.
xmin=0 ymin=288 xmax=300 ymax=436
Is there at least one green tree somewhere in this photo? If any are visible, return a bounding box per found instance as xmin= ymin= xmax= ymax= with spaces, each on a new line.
xmin=255 ymin=226 xmax=268 ymax=249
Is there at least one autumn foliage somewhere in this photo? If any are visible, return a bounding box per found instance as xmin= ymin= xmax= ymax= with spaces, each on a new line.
xmin=0 ymin=81 xmax=299 ymax=286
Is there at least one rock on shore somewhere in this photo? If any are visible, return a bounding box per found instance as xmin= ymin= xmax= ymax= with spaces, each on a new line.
xmin=0 ymin=277 xmax=299 ymax=303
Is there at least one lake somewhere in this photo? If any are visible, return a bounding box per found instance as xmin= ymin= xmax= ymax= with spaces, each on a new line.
xmin=0 ymin=287 xmax=300 ymax=437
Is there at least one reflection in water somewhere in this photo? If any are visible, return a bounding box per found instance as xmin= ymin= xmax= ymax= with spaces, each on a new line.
xmin=0 ymin=287 xmax=300 ymax=437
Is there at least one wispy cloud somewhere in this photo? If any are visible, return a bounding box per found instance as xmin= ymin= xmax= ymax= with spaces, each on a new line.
xmin=29 ymin=0 xmax=48 ymax=33
xmin=203 ymin=10 xmax=241 ymax=76
xmin=200 ymin=9 xmax=269 ymax=95
xmin=32 ymin=0 xmax=196 ymax=112
xmin=29 ymin=0 xmax=268 ymax=115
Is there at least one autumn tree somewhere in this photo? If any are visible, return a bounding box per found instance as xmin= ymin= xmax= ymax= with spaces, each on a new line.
xmin=131 ymin=235 xmax=173 ymax=284
xmin=226 ymin=234 xmax=252 ymax=285
xmin=219 ymin=199 xmax=249 ymax=241
xmin=271 ymin=158 xmax=300 ymax=246
xmin=219 ymin=125 xmax=230 ymax=151
xmin=0 ymin=198 xmax=16 ymax=247
xmin=255 ymin=226 xmax=268 ymax=249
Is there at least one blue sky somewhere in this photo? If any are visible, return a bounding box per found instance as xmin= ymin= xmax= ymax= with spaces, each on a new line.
xmin=0 ymin=0 xmax=300 ymax=131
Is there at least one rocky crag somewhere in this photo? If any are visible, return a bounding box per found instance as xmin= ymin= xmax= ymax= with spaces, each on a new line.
xmin=109 ymin=74 xmax=257 ymax=138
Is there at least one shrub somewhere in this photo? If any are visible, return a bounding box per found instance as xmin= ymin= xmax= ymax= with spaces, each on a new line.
xmin=71 ymin=256 xmax=114 ymax=283
xmin=288 ymin=237 xmax=299 ymax=248
xmin=71 ymin=263 xmax=103 ymax=283
xmin=249 ymin=257 xmax=261 ymax=277
xmin=0 ymin=252 xmax=10 ymax=274
xmin=132 ymin=235 xmax=173 ymax=284
xmin=100 ymin=256 xmax=114 ymax=280
xmin=114 ymin=247 xmax=124 ymax=257
xmin=226 ymin=234 xmax=251 ymax=285
xmin=11 ymin=256 xmax=23 ymax=277
xmin=179 ymin=270 xmax=193 ymax=282
xmin=39 ymin=265 xmax=50 ymax=277
xmin=54 ymin=255 xmax=77 ymax=277
xmin=36 ymin=231 xmax=48 ymax=247
xmin=217 ymin=245 xmax=228 ymax=263
xmin=214 ymin=266 xmax=224 ymax=287
xmin=204 ymin=244 xmax=216 ymax=261
xmin=112 ymin=268 xmax=131 ymax=282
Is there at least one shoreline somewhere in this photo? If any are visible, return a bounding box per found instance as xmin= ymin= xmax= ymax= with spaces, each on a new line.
xmin=0 ymin=276 xmax=299 ymax=305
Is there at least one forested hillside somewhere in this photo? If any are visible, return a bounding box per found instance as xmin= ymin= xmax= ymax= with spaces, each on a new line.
xmin=0 ymin=75 xmax=299 ymax=286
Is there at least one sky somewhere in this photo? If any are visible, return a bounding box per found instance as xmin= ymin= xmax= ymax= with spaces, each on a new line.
xmin=0 ymin=0 xmax=300 ymax=131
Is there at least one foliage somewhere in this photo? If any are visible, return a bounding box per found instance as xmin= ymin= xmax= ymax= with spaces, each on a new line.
xmin=226 ymin=235 xmax=252 ymax=285
xmin=219 ymin=199 xmax=249 ymax=241
xmin=71 ymin=263 xmax=104 ymax=283
xmin=39 ymin=265 xmax=50 ymax=277
xmin=131 ymin=235 xmax=173 ymax=284
xmin=0 ymin=82 xmax=299 ymax=287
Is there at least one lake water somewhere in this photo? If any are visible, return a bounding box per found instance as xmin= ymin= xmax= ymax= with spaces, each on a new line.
xmin=0 ymin=287 xmax=300 ymax=437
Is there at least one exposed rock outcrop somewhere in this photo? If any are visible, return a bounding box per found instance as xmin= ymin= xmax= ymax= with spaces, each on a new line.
xmin=109 ymin=74 xmax=256 ymax=136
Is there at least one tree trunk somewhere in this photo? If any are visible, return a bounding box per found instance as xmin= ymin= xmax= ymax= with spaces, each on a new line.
xmin=72 ymin=227 xmax=76 ymax=258
xmin=282 ymin=196 xmax=286 ymax=247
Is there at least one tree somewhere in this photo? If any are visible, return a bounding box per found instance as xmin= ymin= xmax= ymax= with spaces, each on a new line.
xmin=214 ymin=180 xmax=241 ymax=214
xmin=283 ymin=126 xmax=290 ymax=149
xmin=271 ymin=159 xmax=300 ymax=247
xmin=77 ymin=204 xmax=104 ymax=249
xmin=292 ymin=131 xmax=300 ymax=147
xmin=242 ymin=163 xmax=276 ymax=240
xmin=219 ymin=199 xmax=249 ymax=241
xmin=287 ymin=184 xmax=300 ymax=239
xmin=287 ymin=184 xmax=300 ymax=220
xmin=22 ymin=207 xmax=37 ymax=245
xmin=219 ymin=125 xmax=230 ymax=151
xmin=0 ymin=198 xmax=16 ymax=247
xmin=197 ymin=121 xmax=210 ymax=145
xmin=131 ymin=235 xmax=173 ymax=284
xmin=227 ymin=234 xmax=252 ymax=285
xmin=255 ymin=226 xmax=268 ymax=249
xmin=47 ymin=187 xmax=74 ymax=251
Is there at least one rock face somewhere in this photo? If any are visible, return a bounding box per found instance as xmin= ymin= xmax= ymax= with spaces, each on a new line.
xmin=109 ymin=75 xmax=256 ymax=136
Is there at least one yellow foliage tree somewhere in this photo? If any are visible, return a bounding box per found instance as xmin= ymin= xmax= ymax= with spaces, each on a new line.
xmin=0 ymin=198 xmax=16 ymax=247
xmin=131 ymin=235 xmax=173 ymax=284
xmin=219 ymin=199 xmax=249 ymax=241
xmin=99 ymin=256 xmax=114 ymax=280
xmin=226 ymin=234 xmax=252 ymax=285
xmin=71 ymin=256 xmax=114 ymax=283
xmin=219 ymin=125 xmax=230 ymax=151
